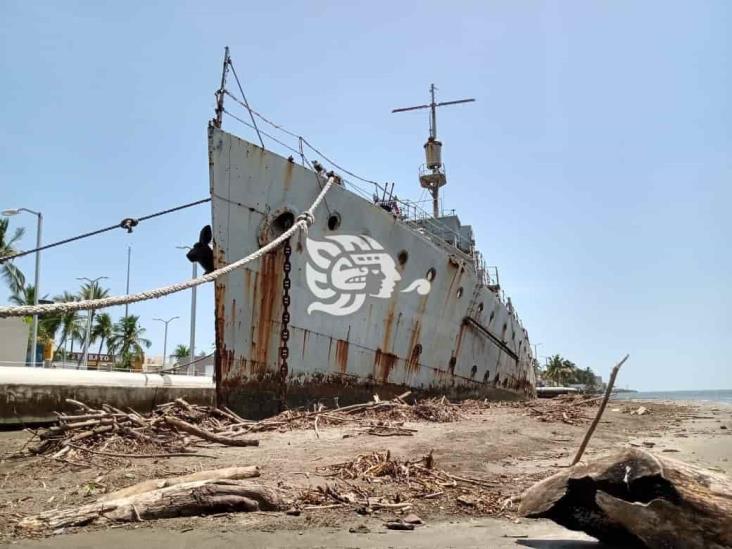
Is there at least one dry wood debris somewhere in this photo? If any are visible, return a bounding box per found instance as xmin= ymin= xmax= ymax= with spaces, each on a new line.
xmin=298 ymin=450 xmax=512 ymax=516
xmin=523 ymin=394 xmax=602 ymax=425
xmin=20 ymin=398 xmax=259 ymax=462
xmin=15 ymin=393 xmax=604 ymax=470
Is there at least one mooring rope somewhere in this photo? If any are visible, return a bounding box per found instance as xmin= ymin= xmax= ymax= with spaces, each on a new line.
xmin=0 ymin=176 xmax=336 ymax=318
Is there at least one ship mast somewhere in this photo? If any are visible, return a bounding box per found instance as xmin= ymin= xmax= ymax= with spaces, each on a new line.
xmin=392 ymin=84 xmax=474 ymax=218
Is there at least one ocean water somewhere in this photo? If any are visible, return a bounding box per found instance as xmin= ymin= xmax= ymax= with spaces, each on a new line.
xmin=613 ymin=389 xmax=732 ymax=405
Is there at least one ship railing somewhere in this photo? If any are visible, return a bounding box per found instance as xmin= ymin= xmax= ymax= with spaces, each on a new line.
xmin=220 ymin=91 xmax=477 ymax=261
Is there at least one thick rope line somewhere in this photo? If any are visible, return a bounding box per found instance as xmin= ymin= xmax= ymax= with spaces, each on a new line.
xmin=0 ymin=177 xmax=336 ymax=318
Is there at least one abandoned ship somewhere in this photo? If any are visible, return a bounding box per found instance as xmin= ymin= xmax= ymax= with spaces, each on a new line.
xmin=208 ymin=53 xmax=536 ymax=417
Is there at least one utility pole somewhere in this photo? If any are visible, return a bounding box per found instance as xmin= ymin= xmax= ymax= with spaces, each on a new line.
xmin=77 ymin=276 xmax=109 ymax=370
xmin=124 ymin=246 xmax=131 ymax=317
xmin=533 ymin=343 xmax=542 ymax=360
xmin=154 ymin=316 xmax=179 ymax=370
xmin=177 ymin=245 xmax=197 ymax=374
xmin=392 ymin=84 xmax=474 ymax=218
xmin=1 ymin=208 xmax=42 ymax=367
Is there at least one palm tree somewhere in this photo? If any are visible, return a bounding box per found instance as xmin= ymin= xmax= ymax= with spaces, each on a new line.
xmin=55 ymin=292 xmax=81 ymax=360
xmin=172 ymin=344 xmax=190 ymax=364
xmin=544 ymin=354 xmax=576 ymax=386
xmin=76 ymin=280 xmax=110 ymax=366
xmin=8 ymin=283 xmax=41 ymax=307
xmin=91 ymin=312 xmax=113 ymax=359
xmin=0 ymin=217 xmax=25 ymax=294
xmin=108 ymin=315 xmax=151 ymax=369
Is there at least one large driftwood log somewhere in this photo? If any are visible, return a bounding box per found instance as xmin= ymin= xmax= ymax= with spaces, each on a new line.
xmin=100 ymin=466 xmax=260 ymax=501
xmin=164 ymin=416 xmax=259 ymax=447
xmin=519 ymin=448 xmax=732 ymax=549
xmin=21 ymin=479 xmax=287 ymax=530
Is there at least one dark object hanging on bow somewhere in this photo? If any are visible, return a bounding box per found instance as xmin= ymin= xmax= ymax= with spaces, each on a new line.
xmin=186 ymin=225 xmax=215 ymax=274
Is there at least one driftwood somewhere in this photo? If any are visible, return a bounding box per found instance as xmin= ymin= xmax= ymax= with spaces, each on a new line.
xmin=571 ymin=353 xmax=629 ymax=465
xmin=100 ymin=466 xmax=260 ymax=501
xmin=164 ymin=416 xmax=259 ymax=447
xmin=21 ymin=479 xmax=287 ymax=530
xmin=519 ymin=448 xmax=732 ymax=549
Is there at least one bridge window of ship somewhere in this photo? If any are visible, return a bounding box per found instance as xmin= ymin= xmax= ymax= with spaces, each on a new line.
xmin=426 ymin=268 xmax=436 ymax=281
xmin=327 ymin=213 xmax=341 ymax=231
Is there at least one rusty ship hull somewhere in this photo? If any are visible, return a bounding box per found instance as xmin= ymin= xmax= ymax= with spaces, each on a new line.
xmin=210 ymin=127 xmax=535 ymax=417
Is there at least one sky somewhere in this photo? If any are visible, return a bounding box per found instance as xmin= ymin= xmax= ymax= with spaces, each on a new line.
xmin=0 ymin=1 xmax=729 ymax=391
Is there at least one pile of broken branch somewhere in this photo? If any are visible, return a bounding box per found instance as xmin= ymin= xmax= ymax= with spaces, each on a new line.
xmin=23 ymin=398 xmax=259 ymax=462
xmin=20 ymin=392 xmax=466 ymax=462
xmin=217 ymin=392 xmax=462 ymax=439
xmin=524 ymin=394 xmax=602 ymax=425
xmin=300 ymin=450 xmax=508 ymax=515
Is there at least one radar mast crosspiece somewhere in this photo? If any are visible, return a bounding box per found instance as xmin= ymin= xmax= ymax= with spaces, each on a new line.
xmin=392 ymin=84 xmax=475 ymax=218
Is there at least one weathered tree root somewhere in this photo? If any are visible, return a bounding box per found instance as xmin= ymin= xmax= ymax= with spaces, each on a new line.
xmin=519 ymin=448 xmax=732 ymax=549
xmin=20 ymin=479 xmax=287 ymax=530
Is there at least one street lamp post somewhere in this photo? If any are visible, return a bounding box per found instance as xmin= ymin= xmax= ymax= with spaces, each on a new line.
xmin=77 ymin=276 xmax=109 ymax=370
xmin=2 ymin=208 xmax=42 ymax=367
xmin=176 ymin=246 xmax=197 ymax=374
xmin=124 ymin=246 xmax=131 ymax=318
xmin=153 ymin=316 xmax=179 ymax=370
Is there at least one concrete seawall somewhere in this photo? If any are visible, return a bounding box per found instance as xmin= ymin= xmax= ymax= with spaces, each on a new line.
xmin=0 ymin=367 xmax=214 ymax=425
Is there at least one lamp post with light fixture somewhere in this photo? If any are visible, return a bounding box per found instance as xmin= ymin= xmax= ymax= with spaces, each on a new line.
xmin=77 ymin=276 xmax=109 ymax=370
xmin=1 ymin=207 xmax=42 ymax=366
xmin=154 ymin=316 xmax=179 ymax=369
xmin=176 ymin=245 xmax=197 ymax=373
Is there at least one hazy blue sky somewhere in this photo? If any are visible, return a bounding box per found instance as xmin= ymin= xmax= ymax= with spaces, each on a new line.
xmin=1 ymin=1 xmax=729 ymax=391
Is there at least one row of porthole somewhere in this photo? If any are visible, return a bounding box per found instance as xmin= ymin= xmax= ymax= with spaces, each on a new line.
xmin=323 ymin=212 xmax=503 ymax=302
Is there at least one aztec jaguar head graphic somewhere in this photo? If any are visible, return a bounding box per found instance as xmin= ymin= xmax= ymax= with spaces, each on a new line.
xmin=305 ymin=234 xmax=430 ymax=316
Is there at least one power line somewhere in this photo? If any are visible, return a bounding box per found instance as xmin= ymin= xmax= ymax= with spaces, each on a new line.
xmin=0 ymin=198 xmax=211 ymax=264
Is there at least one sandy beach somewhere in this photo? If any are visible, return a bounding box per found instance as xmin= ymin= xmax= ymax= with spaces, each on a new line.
xmin=1 ymin=397 xmax=730 ymax=548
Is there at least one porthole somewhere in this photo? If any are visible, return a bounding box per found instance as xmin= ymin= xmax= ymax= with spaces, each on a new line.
xmin=483 ymin=370 xmax=490 ymax=383
xmin=411 ymin=343 xmax=422 ymax=357
xmin=448 ymin=356 xmax=457 ymax=374
xmin=470 ymin=365 xmax=478 ymax=378
xmin=327 ymin=213 xmax=341 ymax=231
xmin=272 ymin=211 xmax=295 ymax=235
xmin=398 ymin=250 xmax=408 ymax=266
xmin=489 ymin=311 xmax=495 ymax=323
xmin=477 ymin=303 xmax=484 ymax=312
xmin=456 ymin=287 xmax=464 ymax=298
xmin=426 ymin=268 xmax=436 ymax=281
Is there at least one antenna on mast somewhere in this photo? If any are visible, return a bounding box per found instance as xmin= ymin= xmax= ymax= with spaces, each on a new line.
xmin=392 ymin=84 xmax=474 ymax=218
